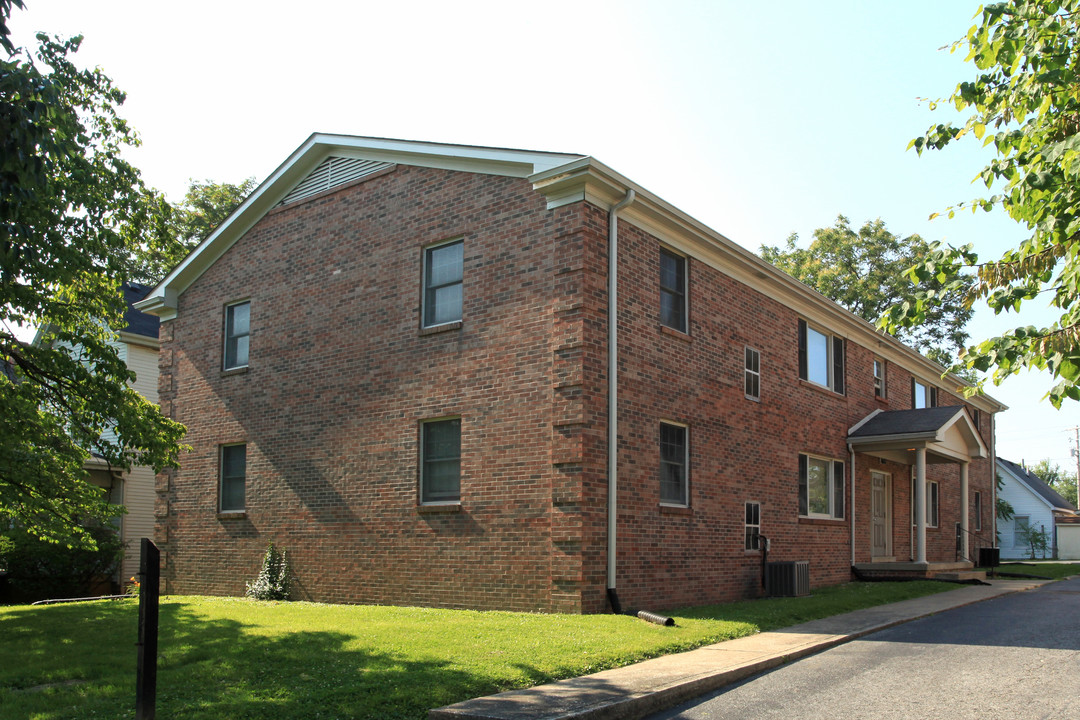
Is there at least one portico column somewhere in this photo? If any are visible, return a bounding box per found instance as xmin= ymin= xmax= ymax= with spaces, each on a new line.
xmin=915 ymin=447 xmax=927 ymax=564
xmin=960 ymin=461 xmax=970 ymax=560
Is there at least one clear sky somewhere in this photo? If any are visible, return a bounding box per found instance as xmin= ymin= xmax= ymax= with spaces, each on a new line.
xmin=8 ymin=0 xmax=1080 ymax=478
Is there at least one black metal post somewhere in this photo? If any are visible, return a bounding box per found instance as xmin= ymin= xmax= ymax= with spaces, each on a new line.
xmin=136 ymin=538 xmax=160 ymax=720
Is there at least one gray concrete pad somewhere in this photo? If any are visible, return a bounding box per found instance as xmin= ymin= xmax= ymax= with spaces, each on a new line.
xmin=428 ymin=579 xmax=1050 ymax=720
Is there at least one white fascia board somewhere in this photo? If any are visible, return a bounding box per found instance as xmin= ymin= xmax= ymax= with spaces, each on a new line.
xmin=848 ymin=409 xmax=884 ymax=436
xmin=531 ymin=158 xmax=1006 ymax=415
xmin=936 ymin=407 xmax=989 ymax=458
xmin=117 ymin=331 xmax=160 ymax=350
xmin=135 ymin=134 xmax=586 ymax=318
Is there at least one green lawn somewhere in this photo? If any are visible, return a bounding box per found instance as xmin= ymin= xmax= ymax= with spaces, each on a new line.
xmin=0 ymin=581 xmax=960 ymax=720
xmin=994 ymin=562 xmax=1080 ymax=579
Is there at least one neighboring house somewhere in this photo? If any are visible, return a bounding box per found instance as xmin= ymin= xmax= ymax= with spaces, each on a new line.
xmin=996 ymin=457 xmax=1078 ymax=559
xmin=136 ymin=135 xmax=1005 ymax=613
xmin=35 ymin=283 xmax=160 ymax=586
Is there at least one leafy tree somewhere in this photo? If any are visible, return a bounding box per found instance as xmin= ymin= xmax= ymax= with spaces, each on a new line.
xmin=1029 ymin=458 xmax=1079 ymax=507
xmin=135 ymin=178 xmax=255 ymax=284
xmin=1 ymin=3 xmax=185 ymax=547
xmin=884 ymin=0 xmax=1080 ymax=406
xmin=761 ymin=215 xmax=975 ymax=361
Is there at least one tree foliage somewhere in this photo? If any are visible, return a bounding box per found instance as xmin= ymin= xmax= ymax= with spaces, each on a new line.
xmin=134 ymin=177 xmax=255 ymax=284
xmin=761 ymin=215 xmax=976 ymax=361
xmin=1029 ymin=457 xmax=1079 ymax=507
xmin=883 ymin=0 xmax=1080 ymax=406
xmin=1 ymin=4 xmax=185 ymax=547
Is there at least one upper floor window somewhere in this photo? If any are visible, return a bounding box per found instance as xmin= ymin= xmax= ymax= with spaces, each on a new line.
xmin=873 ymin=358 xmax=886 ymax=398
xmin=912 ymin=379 xmax=937 ymax=409
xmin=420 ymin=417 xmax=461 ymax=504
xmin=224 ymin=301 xmax=250 ymax=370
xmin=423 ymin=239 xmax=464 ymax=328
xmin=659 ymin=422 xmax=689 ymax=506
xmin=219 ymin=443 xmax=246 ymax=512
xmin=799 ymin=453 xmax=844 ymax=520
xmin=659 ymin=248 xmax=687 ymax=333
xmin=797 ymin=319 xmax=844 ymax=393
xmin=745 ymin=346 xmax=761 ymax=401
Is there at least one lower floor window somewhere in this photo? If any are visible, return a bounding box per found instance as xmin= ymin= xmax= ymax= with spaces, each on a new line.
xmin=910 ymin=476 xmax=939 ymax=528
xmin=421 ymin=418 xmax=461 ymax=503
xmin=974 ymin=491 xmax=982 ymax=532
xmin=219 ymin=443 xmax=246 ymax=512
xmin=745 ymin=501 xmax=761 ymax=550
xmin=659 ymin=422 xmax=689 ymax=505
xmin=799 ymin=454 xmax=844 ymax=519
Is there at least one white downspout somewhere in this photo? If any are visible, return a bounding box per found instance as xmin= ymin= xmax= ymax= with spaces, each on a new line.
xmin=849 ymin=445 xmax=856 ymax=567
xmin=607 ymin=189 xmax=636 ymax=603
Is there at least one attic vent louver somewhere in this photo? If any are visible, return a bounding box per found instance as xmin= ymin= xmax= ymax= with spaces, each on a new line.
xmin=277 ymin=157 xmax=393 ymax=206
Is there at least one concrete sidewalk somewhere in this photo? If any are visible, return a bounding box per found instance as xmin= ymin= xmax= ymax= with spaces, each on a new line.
xmin=429 ymin=578 xmax=1050 ymax=720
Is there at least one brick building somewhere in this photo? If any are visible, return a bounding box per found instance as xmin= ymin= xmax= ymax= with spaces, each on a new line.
xmin=136 ymin=135 xmax=1006 ymax=613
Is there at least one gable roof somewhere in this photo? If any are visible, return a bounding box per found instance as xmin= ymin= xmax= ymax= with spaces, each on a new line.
xmin=997 ymin=457 xmax=1077 ymax=512
xmin=134 ymin=133 xmax=1005 ymax=414
xmin=847 ymin=406 xmax=988 ymax=464
xmin=121 ymin=282 xmax=160 ymax=340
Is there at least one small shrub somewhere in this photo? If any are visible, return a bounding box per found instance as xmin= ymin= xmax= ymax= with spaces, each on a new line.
xmin=245 ymin=543 xmax=291 ymax=600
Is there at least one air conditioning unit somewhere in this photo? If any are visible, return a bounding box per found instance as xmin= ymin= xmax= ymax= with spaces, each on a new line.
xmin=766 ymin=560 xmax=810 ymax=597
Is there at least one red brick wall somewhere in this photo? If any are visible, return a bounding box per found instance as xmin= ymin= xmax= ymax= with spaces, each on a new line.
xmin=587 ymin=205 xmax=995 ymax=612
xmin=158 ymin=165 xmax=585 ymax=611
xmin=157 ymin=166 xmax=996 ymax=614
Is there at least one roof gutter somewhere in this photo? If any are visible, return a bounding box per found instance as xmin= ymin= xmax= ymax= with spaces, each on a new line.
xmin=607 ymin=188 xmax=636 ymax=611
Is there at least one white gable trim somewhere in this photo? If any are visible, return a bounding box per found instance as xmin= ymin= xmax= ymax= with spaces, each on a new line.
xmin=996 ymin=460 xmax=1057 ymax=513
xmin=135 ymin=134 xmax=585 ymax=320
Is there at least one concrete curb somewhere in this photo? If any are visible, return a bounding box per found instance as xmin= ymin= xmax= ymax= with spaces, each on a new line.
xmin=429 ymin=579 xmax=1051 ymax=720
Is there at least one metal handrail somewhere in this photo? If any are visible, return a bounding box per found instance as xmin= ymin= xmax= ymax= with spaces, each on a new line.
xmin=955 ymin=522 xmax=993 ymax=563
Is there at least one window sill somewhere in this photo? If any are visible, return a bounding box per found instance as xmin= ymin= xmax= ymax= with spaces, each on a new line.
xmin=659 ymin=325 xmax=691 ymax=342
xmin=221 ymin=366 xmax=249 ymax=377
xmin=418 ymin=502 xmax=462 ymax=514
xmin=798 ymin=516 xmax=845 ymax=526
xmin=217 ymin=511 xmax=247 ymax=520
xmin=659 ymin=504 xmax=693 ymax=516
xmin=420 ymin=321 xmax=462 ymax=336
xmin=798 ymin=379 xmax=845 ymax=399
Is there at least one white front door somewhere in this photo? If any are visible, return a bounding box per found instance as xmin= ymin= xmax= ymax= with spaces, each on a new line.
xmin=871 ymin=471 xmax=892 ymax=559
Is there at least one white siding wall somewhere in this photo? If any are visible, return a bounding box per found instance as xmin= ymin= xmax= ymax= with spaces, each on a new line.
xmin=998 ymin=471 xmax=1055 ymax=559
xmin=126 ymin=343 xmax=159 ymax=403
xmin=119 ymin=465 xmax=157 ymax=581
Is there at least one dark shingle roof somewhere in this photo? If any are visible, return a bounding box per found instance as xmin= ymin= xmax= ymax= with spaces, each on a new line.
xmin=121 ymin=282 xmax=160 ymax=339
xmin=849 ymin=406 xmax=965 ymax=439
xmin=997 ymin=456 xmax=1077 ymax=511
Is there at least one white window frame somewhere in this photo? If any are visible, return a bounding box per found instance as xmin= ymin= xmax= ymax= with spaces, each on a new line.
xmin=745 ymin=501 xmax=761 ymax=551
xmin=219 ymin=443 xmax=246 ymax=513
xmin=913 ymin=379 xmax=937 ymax=409
xmin=223 ymin=300 xmax=251 ymax=371
xmin=422 ymin=238 xmax=464 ymax=329
xmin=910 ymin=474 xmax=939 ymax=528
xmin=873 ymin=358 xmax=886 ymax=399
xmin=1013 ymin=515 xmax=1030 ymax=549
xmin=659 ymin=247 xmax=688 ymax=333
xmin=798 ymin=319 xmax=845 ymax=393
xmin=420 ymin=417 xmax=461 ymax=505
xmin=744 ymin=346 xmax=761 ymax=401
xmin=799 ymin=453 xmax=845 ymax=520
xmin=659 ymin=421 xmax=689 ymax=507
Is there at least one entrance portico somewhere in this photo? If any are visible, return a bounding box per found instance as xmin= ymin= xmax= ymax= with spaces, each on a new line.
xmin=847 ymin=406 xmax=989 ymax=565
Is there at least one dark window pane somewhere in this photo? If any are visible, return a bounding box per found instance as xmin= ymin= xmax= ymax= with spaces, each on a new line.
xmin=422 ymin=419 xmax=460 ymax=503
xmin=220 ymin=445 xmax=246 ymax=511
xmin=424 ymin=241 xmax=464 ymax=327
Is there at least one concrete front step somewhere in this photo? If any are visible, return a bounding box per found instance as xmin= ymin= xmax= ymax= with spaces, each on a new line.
xmin=931 ymin=570 xmax=987 ymax=582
